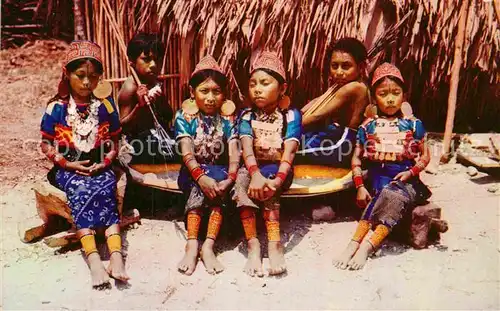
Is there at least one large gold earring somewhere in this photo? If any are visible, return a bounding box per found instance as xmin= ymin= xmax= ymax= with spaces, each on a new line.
xmin=401 ymin=102 xmax=414 ymax=118
xmin=181 ymin=97 xmax=199 ymax=115
xmin=220 ymin=100 xmax=236 ymax=116
xmin=278 ymin=95 xmax=291 ymax=110
xmin=93 ymin=79 xmax=112 ymax=99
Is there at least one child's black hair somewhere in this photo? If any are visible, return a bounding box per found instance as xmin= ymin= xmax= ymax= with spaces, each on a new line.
xmin=66 ymin=58 xmax=104 ymax=74
xmin=47 ymin=58 xmax=103 ymax=104
xmin=371 ymin=76 xmax=407 ymax=94
xmin=127 ymin=32 xmax=165 ymax=61
xmin=331 ymin=37 xmax=368 ymax=64
xmin=189 ymin=69 xmax=228 ymax=92
xmin=250 ymin=68 xmax=286 ymax=85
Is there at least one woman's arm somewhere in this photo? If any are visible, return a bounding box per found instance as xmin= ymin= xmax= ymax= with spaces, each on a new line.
xmin=302 ymin=82 xmax=367 ymax=128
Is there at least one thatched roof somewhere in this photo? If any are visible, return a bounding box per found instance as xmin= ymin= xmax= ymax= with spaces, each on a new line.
xmin=139 ymin=0 xmax=499 ymax=87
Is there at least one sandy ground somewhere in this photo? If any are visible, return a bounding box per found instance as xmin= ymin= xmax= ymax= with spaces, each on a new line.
xmin=1 ymin=41 xmax=499 ymax=310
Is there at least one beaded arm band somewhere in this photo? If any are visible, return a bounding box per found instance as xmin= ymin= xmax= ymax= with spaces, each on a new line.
xmin=352 ymin=164 xmax=364 ymax=189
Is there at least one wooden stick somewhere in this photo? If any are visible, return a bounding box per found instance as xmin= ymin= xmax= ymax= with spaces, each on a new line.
xmin=441 ymin=0 xmax=469 ymax=163
xmin=84 ymin=0 xmax=91 ymax=39
xmin=102 ymin=0 xmax=141 ymax=84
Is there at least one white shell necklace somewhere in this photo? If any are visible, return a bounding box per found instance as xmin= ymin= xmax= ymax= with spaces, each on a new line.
xmin=66 ymin=96 xmax=101 ymax=152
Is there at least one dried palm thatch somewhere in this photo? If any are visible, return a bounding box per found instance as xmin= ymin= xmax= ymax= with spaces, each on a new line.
xmin=133 ymin=0 xmax=499 ymax=132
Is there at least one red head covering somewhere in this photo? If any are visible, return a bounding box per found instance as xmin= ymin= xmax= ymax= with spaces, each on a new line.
xmin=191 ymin=55 xmax=224 ymax=77
xmin=58 ymin=41 xmax=103 ymax=99
xmin=251 ymin=51 xmax=286 ymax=82
xmin=371 ymin=62 xmax=404 ymax=87
xmin=64 ymin=41 xmax=102 ymax=67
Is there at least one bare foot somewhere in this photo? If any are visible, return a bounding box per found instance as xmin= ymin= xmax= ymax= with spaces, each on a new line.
xmin=87 ymin=253 xmax=111 ymax=290
xmin=333 ymin=240 xmax=360 ymax=270
xmin=107 ymin=252 xmax=130 ymax=282
xmin=177 ymin=239 xmax=199 ymax=275
xmin=243 ymin=238 xmax=263 ymax=277
xmin=200 ymin=239 xmax=224 ymax=275
xmin=347 ymin=241 xmax=373 ymax=270
xmin=268 ymin=241 xmax=286 ymax=275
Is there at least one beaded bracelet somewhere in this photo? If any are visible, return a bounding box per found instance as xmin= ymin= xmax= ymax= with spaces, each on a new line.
xmin=190 ymin=166 xmax=205 ymax=181
xmin=410 ymin=166 xmax=421 ymax=176
xmin=275 ymin=171 xmax=287 ymax=184
xmin=228 ymin=172 xmax=237 ymax=182
xmin=353 ymin=175 xmax=364 ymax=189
xmin=248 ymin=165 xmax=259 ymax=176
xmin=56 ymin=157 xmax=68 ymax=168
xmin=103 ymin=157 xmax=112 ymax=167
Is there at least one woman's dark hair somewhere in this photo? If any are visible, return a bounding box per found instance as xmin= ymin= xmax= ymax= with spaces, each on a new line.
xmin=65 ymin=58 xmax=104 ymax=74
xmin=127 ymin=32 xmax=165 ymax=61
xmin=251 ymin=68 xmax=286 ymax=85
xmin=189 ymin=69 xmax=228 ymax=91
xmin=372 ymin=76 xmax=407 ymax=94
xmin=331 ymin=37 xmax=368 ymax=64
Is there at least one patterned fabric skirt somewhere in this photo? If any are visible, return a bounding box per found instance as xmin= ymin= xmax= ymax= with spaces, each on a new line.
xmin=232 ymin=164 xmax=294 ymax=210
xmin=361 ymin=162 xmax=431 ymax=229
xmin=53 ymin=168 xmax=119 ymax=230
xmin=178 ymin=164 xmax=230 ymax=212
xmin=295 ymin=124 xmax=356 ymax=168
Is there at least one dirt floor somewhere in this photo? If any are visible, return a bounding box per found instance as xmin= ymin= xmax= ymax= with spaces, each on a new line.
xmin=1 ymin=41 xmax=499 ymax=310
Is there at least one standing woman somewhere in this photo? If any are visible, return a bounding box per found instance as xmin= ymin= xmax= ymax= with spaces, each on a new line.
xmin=40 ymin=41 xmax=128 ymax=289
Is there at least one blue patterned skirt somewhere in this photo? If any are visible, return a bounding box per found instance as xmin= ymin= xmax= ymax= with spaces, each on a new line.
xmin=53 ymin=168 xmax=119 ymax=229
xmin=178 ymin=164 xmax=230 ymax=212
xmin=361 ymin=162 xmax=431 ymax=229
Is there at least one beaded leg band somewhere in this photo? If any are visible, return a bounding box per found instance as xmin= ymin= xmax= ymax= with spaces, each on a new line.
xmin=240 ymin=207 xmax=257 ymax=240
xmin=368 ymin=224 xmax=390 ymax=249
xmin=80 ymin=234 xmax=98 ymax=257
xmin=106 ymin=233 xmax=122 ymax=255
xmin=187 ymin=210 xmax=202 ymax=240
xmin=263 ymin=209 xmax=280 ymax=242
xmin=206 ymin=207 xmax=223 ymax=240
xmin=352 ymin=220 xmax=371 ymax=243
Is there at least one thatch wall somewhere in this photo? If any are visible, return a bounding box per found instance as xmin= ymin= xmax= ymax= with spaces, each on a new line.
xmin=5 ymin=0 xmax=500 ymax=132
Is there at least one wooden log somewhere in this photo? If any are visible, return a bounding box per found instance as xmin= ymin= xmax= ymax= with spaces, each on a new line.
xmin=23 ymin=170 xmax=136 ymax=244
xmin=410 ymin=202 xmax=448 ymax=249
xmin=43 ymin=208 xmax=141 ymax=249
xmin=391 ymin=201 xmax=448 ymax=249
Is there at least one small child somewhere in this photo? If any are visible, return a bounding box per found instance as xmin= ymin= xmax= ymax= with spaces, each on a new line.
xmin=175 ymin=56 xmax=240 ymax=275
xmin=233 ymin=51 xmax=302 ymax=276
xmin=333 ymin=63 xmax=431 ymax=270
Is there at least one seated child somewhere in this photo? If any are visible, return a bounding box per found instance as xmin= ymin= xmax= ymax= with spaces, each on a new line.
xmin=175 ymin=56 xmax=240 ymax=275
xmin=233 ymin=51 xmax=302 ymax=276
xmin=333 ymin=63 xmax=431 ymax=270
xmin=118 ymin=32 xmax=174 ymax=165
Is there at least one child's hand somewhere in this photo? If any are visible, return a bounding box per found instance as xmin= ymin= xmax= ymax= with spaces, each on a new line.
xmin=248 ymin=173 xmax=267 ymax=201
xmin=216 ymin=179 xmax=233 ymax=196
xmin=356 ymin=186 xmax=372 ymax=208
xmin=136 ymin=84 xmax=149 ymax=107
xmin=262 ymin=178 xmax=281 ymax=200
xmin=198 ymin=175 xmax=220 ymax=200
xmin=393 ymin=170 xmax=413 ymax=183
